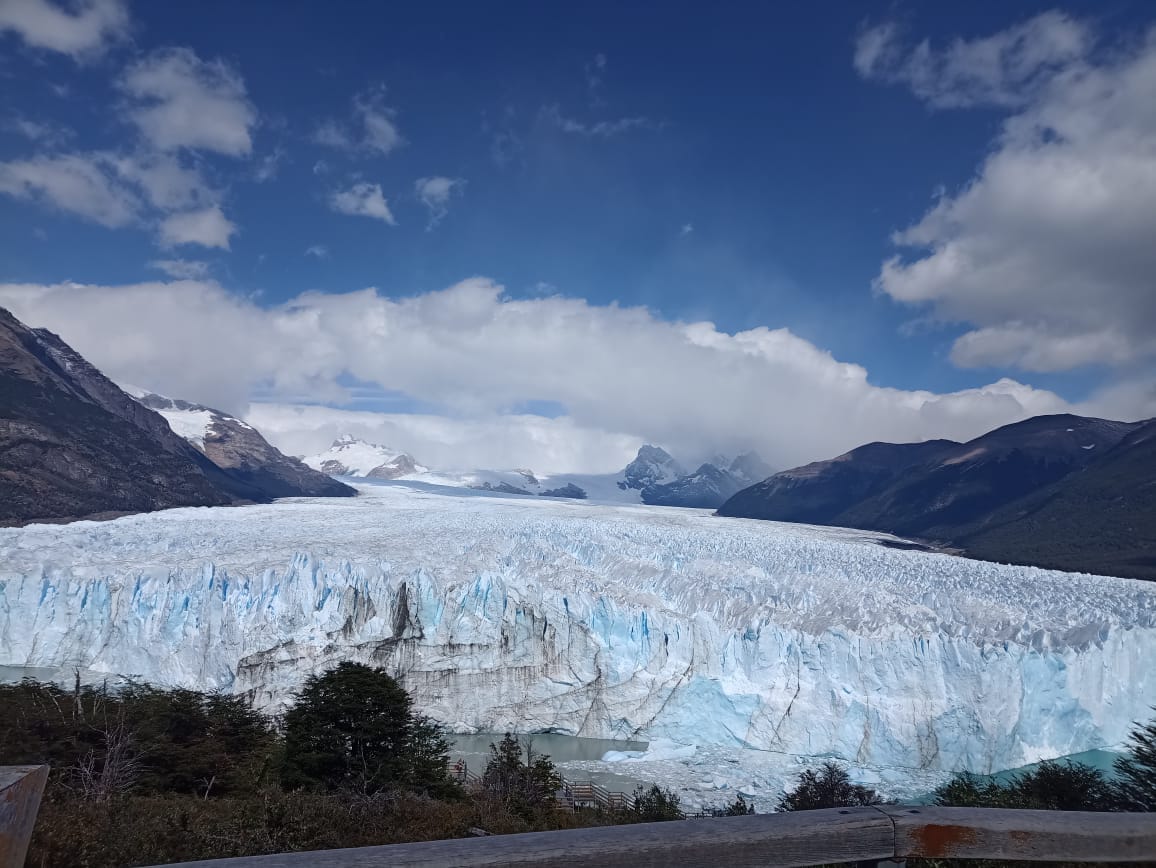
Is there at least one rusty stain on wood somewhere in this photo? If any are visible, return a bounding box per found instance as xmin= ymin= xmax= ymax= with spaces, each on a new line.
xmin=910 ymin=822 xmax=980 ymax=857
xmin=150 ymin=806 xmax=1156 ymax=867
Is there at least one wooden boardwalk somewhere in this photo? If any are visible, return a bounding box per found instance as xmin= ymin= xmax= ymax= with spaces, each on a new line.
xmin=449 ymin=760 xmax=645 ymax=815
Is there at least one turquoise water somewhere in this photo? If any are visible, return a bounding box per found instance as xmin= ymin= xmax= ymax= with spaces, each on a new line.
xmin=990 ymin=749 xmax=1121 ymax=784
xmin=908 ymin=749 xmax=1122 ymax=804
xmin=449 ymin=733 xmax=649 ymax=793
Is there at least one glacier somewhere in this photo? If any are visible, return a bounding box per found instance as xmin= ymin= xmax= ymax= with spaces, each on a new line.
xmin=2 ymin=481 xmax=1154 ymax=803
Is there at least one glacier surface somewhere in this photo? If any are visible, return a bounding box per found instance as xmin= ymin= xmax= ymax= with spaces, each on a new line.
xmin=2 ymin=481 xmax=1154 ymax=800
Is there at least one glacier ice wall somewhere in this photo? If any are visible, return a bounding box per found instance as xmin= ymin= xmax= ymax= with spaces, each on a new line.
xmin=2 ymin=483 xmax=1154 ymax=776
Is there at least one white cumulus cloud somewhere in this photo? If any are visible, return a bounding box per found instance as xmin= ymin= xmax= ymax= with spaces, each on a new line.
xmin=158 ymin=205 xmax=236 ymax=249
xmin=862 ymin=16 xmax=1156 ymax=384
xmin=0 ymin=276 xmax=1104 ymax=473
xmin=0 ymin=0 xmax=129 ymax=59
xmin=0 ymin=153 xmax=139 ymax=226
xmin=330 ymin=182 xmax=395 ymax=224
xmin=415 ymin=176 xmax=464 ymax=229
xmin=314 ymin=85 xmax=404 ymax=157
xmin=120 ymin=47 xmax=257 ymax=156
xmin=854 ymin=12 xmax=1091 ymax=108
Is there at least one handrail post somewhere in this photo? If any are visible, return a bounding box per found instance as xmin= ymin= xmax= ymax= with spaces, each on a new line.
xmin=0 ymin=766 xmax=49 ymax=868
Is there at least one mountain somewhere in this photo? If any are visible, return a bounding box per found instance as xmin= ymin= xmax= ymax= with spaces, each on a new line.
xmin=304 ymin=435 xmax=427 ymax=480
xmin=130 ymin=391 xmax=354 ymax=499
xmin=961 ymin=418 xmax=1156 ymax=580
xmin=0 ymin=307 xmax=248 ymax=524
xmin=718 ymin=413 xmax=1154 ymax=580
xmin=617 ymin=445 xmax=685 ymax=491
xmin=719 ymin=439 xmax=963 ymax=526
xmin=303 ymin=439 xmax=769 ymax=509
xmin=640 ymin=450 xmax=775 ymax=509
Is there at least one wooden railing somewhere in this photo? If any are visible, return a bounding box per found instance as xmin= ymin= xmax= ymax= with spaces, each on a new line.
xmin=152 ymin=806 xmax=1156 ymax=867
xmin=450 ymin=760 xmax=642 ymax=814
xmin=5 ymin=764 xmax=1154 ymax=867
xmin=0 ymin=766 xmax=48 ymax=868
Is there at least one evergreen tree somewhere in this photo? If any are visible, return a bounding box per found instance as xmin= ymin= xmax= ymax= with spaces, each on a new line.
xmin=482 ymin=733 xmax=562 ymax=820
xmin=777 ymin=761 xmax=880 ymax=811
xmin=1115 ymin=711 xmax=1156 ymax=811
xmin=630 ymin=784 xmax=683 ymax=821
xmin=280 ymin=662 xmax=454 ymax=796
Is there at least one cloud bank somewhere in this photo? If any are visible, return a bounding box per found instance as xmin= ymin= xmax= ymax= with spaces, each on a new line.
xmin=859 ymin=14 xmax=1156 ymax=380
xmin=0 ymin=276 xmax=1101 ymax=473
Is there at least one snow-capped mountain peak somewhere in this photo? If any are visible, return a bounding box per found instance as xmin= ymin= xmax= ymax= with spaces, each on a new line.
xmin=122 ymin=389 xmax=353 ymax=499
xmin=304 ymin=435 xmax=428 ymax=480
xmin=618 ymin=444 xmax=685 ymax=491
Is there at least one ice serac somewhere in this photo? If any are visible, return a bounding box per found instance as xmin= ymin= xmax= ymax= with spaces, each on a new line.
xmin=1 ymin=484 xmax=1154 ymax=779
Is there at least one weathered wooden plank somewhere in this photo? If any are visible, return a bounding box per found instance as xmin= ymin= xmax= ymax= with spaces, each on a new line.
xmin=145 ymin=805 xmax=1156 ymax=868
xmin=159 ymin=807 xmax=895 ymax=868
xmin=882 ymin=805 xmax=1156 ymax=862
xmin=0 ymin=765 xmax=48 ymax=868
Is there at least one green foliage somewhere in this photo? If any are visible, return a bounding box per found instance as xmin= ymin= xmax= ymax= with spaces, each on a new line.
xmin=280 ymin=662 xmax=456 ymax=797
xmin=1114 ymin=710 xmax=1156 ymax=810
xmin=27 ymin=788 xmax=608 ymax=868
xmin=629 ymin=783 xmax=683 ymax=821
xmin=933 ymin=760 xmax=1115 ymax=811
xmin=0 ymin=677 xmax=275 ymax=799
xmin=776 ymin=761 xmax=881 ymax=811
xmin=481 ymin=733 xmax=563 ymax=822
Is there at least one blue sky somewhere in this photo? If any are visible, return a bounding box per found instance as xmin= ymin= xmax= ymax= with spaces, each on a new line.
xmin=1 ymin=1 xmax=1154 ymax=471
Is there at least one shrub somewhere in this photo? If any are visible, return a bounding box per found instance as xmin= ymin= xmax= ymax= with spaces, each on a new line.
xmin=933 ymin=760 xmax=1115 ymax=811
xmin=629 ymin=784 xmax=683 ymax=821
xmin=776 ymin=761 xmax=880 ymax=811
xmin=1114 ymin=709 xmax=1156 ymax=811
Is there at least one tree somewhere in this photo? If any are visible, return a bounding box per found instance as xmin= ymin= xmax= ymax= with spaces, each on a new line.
xmin=722 ymin=793 xmax=756 ymax=815
xmin=0 ymin=678 xmax=275 ymax=799
xmin=482 ymin=733 xmax=562 ymax=821
xmin=1115 ymin=710 xmax=1156 ymax=811
xmin=933 ymin=760 xmax=1115 ymax=812
xmin=630 ymin=784 xmax=683 ymax=821
xmin=777 ymin=761 xmax=880 ymax=811
xmin=280 ymin=662 xmax=454 ymax=796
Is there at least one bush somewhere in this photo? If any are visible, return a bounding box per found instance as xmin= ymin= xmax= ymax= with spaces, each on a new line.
xmin=280 ymin=662 xmax=458 ymax=797
xmin=721 ymin=793 xmax=756 ymax=815
xmin=629 ymin=784 xmax=683 ymax=821
xmin=481 ymin=733 xmax=563 ymax=822
xmin=0 ymin=677 xmax=275 ymax=799
xmin=933 ymin=760 xmax=1115 ymax=811
xmin=1114 ymin=709 xmax=1156 ymax=811
xmin=776 ymin=761 xmax=880 ymax=811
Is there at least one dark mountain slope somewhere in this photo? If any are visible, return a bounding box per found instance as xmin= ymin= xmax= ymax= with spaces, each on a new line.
xmin=961 ymin=419 xmax=1156 ymax=580
xmin=717 ymin=413 xmax=1153 ymax=580
xmin=133 ymin=392 xmax=354 ymax=499
xmin=717 ymin=439 xmax=959 ymax=524
xmin=837 ymin=414 xmax=1140 ymax=538
xmin=0 ymin=307 xmax=249 ymax=523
